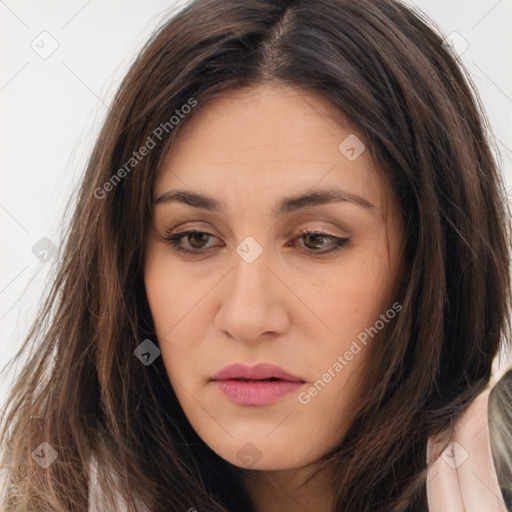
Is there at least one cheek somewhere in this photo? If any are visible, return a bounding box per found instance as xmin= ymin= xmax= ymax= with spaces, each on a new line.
xmin=145 ymin=271 xmax=176 ymax=336
xmin=144 ymin=257 xmax=195 ymax=370
xmin=296 ymin=249 xmax=395 ymax=335
xmin=289 ymin=248 xmax=397 ymax=394
xmin=144 ymin=251 xmax=205 ymax=337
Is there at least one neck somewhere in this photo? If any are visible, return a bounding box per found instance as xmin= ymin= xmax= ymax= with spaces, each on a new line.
xmin=241 ymin=462 xmax=334 ymax=512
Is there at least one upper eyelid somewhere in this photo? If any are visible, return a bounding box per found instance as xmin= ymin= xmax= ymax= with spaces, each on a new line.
xmin=166 ymin=228 xmax=342 ymax=240
xmin=165 ymin=220 xmax=348 ymax=237
xmin=157 ymin=211 xmax=352 ymax=238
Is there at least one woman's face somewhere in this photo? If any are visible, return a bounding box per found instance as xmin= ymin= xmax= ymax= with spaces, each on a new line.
xmin=144 ymin=83 xmax=403 ymax=470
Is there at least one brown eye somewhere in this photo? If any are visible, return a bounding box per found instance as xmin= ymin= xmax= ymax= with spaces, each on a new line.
xmin=303 ymin=233 xmax=329 ymax=250
xmin=290 ymin=230 xmax=351 ymax=254
xmin=162 ymin=229 xmax=222 ymax=255
xmin=187 ymin=232 xmax=211 ymax=249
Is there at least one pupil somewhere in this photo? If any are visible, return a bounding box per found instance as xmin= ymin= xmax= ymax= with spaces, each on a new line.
xmin=189 ymin=233 xmax=208 ymax=248
xmin=305 ymin=234 xmax=325 ymax=249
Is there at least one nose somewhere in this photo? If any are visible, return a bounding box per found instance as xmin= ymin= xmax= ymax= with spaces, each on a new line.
xmin=213 ymin=244 xmax=290 ymax=343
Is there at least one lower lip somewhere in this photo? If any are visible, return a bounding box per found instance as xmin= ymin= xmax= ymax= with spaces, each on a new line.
xmin=212 ymin=379 xmax=304 ymax=406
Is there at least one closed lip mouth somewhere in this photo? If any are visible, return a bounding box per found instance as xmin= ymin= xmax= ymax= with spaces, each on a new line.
xmin=211 ymin=362 xmax=305 ymax=383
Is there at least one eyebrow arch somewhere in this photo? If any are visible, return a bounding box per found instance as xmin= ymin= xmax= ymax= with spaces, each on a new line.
xmin=154 ymin=187 xmax=375 ymax=215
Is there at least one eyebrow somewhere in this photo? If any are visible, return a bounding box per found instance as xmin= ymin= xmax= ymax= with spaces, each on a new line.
xmin=154 ymin=187 xmax=375 ymax=215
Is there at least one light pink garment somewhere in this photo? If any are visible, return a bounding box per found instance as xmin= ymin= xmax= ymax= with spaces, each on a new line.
xmin=426 ymin=364 xmax=509 ymax=512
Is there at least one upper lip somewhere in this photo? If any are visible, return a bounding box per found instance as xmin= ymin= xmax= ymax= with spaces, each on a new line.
xmin=211 ymin=363 xmax=305 ymax=382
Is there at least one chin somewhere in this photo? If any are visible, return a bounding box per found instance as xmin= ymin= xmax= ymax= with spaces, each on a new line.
xmin=208 ymin=437 xmax=311 ymax=471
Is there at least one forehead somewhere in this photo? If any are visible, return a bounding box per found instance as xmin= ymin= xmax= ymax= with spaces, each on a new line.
xmin=154 ymin=84 xmax=386 ymax=211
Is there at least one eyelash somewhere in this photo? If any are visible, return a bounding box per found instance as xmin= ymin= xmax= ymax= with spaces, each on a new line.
xmin=161 ymin=229 xmax=350 ymax=257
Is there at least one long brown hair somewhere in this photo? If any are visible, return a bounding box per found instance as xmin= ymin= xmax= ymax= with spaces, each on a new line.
xmin=1 ymin=0 xmax=510 ymax=510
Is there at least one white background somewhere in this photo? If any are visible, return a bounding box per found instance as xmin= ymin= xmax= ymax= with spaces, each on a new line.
xmin=1 ymin=0 xmax=512 ymax=410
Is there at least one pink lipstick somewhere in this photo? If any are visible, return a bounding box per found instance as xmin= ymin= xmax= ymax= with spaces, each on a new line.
xmin=211 ymin=363 xmax=305 ymax=406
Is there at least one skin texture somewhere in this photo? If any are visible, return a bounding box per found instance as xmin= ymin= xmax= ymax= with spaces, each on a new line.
xmin=144 ymin=83 xmax=404 ymax=511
